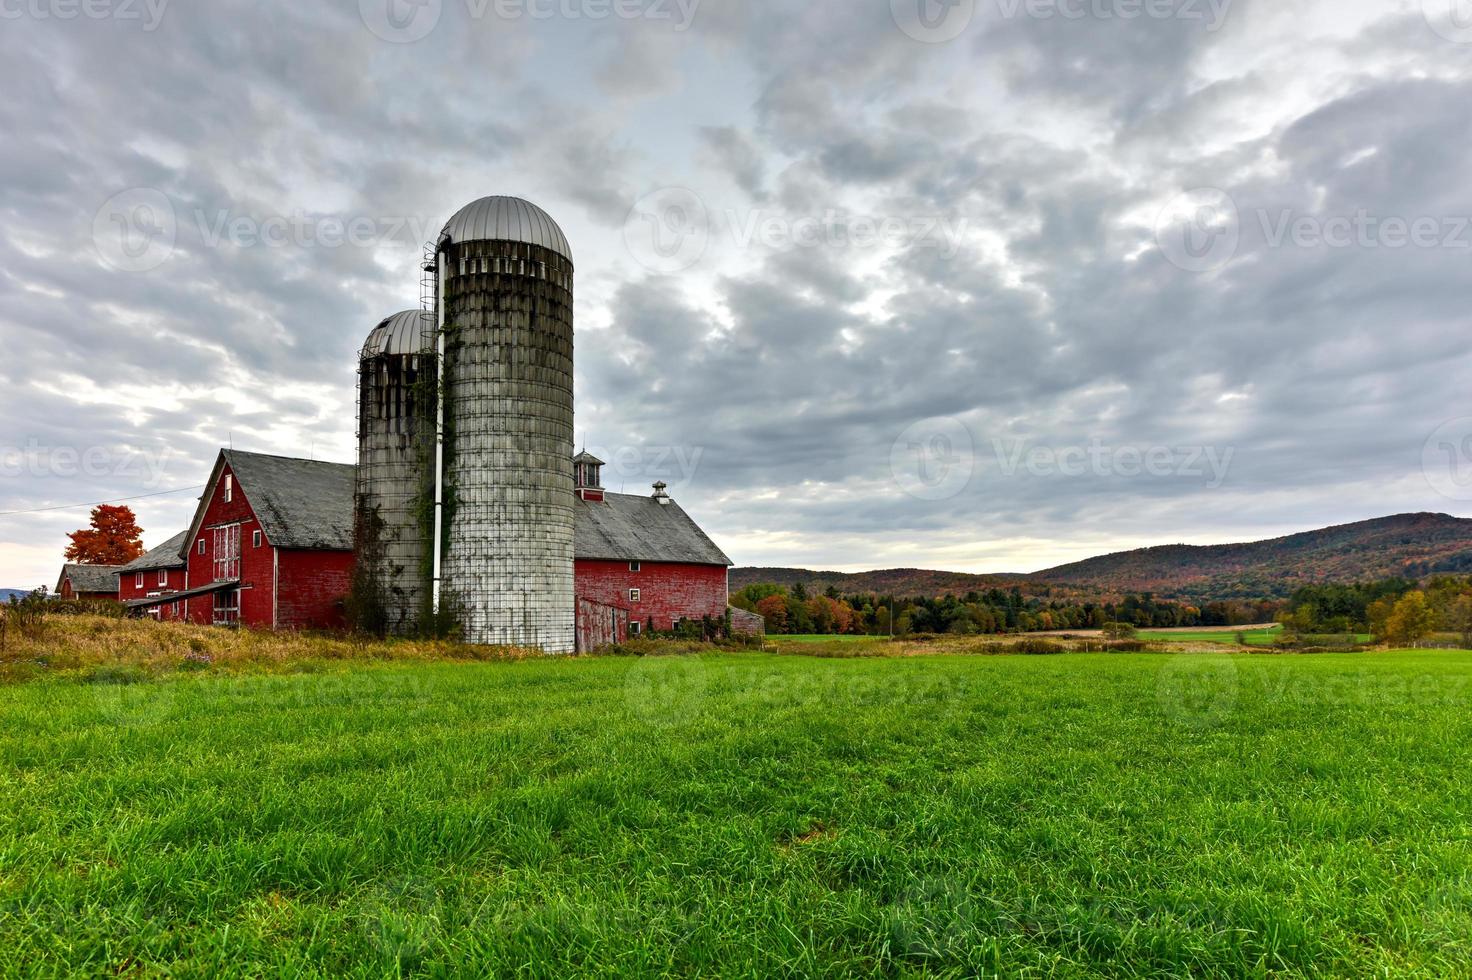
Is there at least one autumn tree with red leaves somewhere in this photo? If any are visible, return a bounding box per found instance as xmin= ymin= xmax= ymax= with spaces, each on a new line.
xmin=754 ymin=594 xmax=789 ymax=633
xmin=64 ymin=505 xmax=145 ymax=565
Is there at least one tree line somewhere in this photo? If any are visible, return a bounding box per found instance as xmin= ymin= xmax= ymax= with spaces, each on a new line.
xmin=730 ymin=582 xmax=1279 ymax=636
xmin=1280 ymin=577 xmax=1472 ymax=647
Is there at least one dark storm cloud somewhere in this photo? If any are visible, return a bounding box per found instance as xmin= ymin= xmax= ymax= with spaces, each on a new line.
xmin=2 ymin=0 xmax=1470 ymax=584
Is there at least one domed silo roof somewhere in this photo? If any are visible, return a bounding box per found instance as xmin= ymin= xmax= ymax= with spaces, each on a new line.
xmin=439 ymin=196 xmax=572 ymax=263
xmin=360 ymin=310 xmax=429 ymax=358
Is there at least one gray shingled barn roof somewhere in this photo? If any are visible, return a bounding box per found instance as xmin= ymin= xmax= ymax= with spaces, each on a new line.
xmin=573 ymin=493 xmax=732 ymax=566
xmin=57 ymin=563 xmax=123 ymax=593
xmin=184 ymin=450 xmax=728 ymax=563
xmin=221 ymin=450 xmax=356 ymax=550
xmin=118 ymin=530 xmax=188 ymax=573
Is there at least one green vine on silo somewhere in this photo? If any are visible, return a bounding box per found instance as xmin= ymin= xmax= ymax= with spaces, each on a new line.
xmin=346 ymin=495 xmax=389 ymax=638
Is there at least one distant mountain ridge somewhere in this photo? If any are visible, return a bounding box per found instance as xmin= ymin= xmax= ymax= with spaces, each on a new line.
xmin=0 ymin=589 xmax=31 ymax=603
xmin=730 ymin=513 xmax=1472 ymax=601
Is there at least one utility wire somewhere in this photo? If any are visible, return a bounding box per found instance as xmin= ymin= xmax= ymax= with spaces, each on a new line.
xmin=0 ymin=485 xmax=205 ymax=518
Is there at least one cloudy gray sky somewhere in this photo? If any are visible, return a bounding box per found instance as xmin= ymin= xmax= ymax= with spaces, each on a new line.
xmin=3 ymin=0 xmax=1471 ymax=587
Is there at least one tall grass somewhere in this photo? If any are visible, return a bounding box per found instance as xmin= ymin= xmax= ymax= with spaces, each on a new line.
xmin=0 ymin=635 xmax=1469 ymax=975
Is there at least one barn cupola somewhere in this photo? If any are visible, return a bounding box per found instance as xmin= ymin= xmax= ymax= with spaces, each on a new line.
xmin=652 ymin=480 xmax=671 ymax=505
xmin=574 ymin=451 xmax=605 ymax=502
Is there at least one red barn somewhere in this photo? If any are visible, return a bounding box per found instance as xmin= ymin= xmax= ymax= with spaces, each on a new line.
xmin=570 ymin=453 xmax=734 ymax=649
xmin=116 ymin=531 xmax=188 ymax=619
xmin=54 ymin=564 xmax=123 ymax=601
xmin=125 ymin=449 xmax=356 ymax=629
xmin=119 ymin=447 xmax=746 ymax=647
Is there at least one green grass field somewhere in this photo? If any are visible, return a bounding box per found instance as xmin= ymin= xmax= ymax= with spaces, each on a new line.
xmin=3 ymin=648 xmax=1471 ymax=976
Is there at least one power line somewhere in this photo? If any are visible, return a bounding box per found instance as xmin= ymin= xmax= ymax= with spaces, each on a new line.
xmin=0 ymin=485 xmax=205 ymax=518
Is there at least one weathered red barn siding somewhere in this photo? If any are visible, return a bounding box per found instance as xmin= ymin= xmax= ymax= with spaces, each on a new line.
xmin=117 ymin=566 xmax=188 ymax=618
xmin=182 ymin=463 xmax=272 ymax=626
xmin=275 ymin=549 xmax=354 ymax=630
xmin=574 ymin=559 xmax=727 ymax=633
xmin=575 ymin=596 xmax=629 ymax=651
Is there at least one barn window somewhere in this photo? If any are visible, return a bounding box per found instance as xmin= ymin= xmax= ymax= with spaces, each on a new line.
xmin=253 ymin=530 xmax=263 ymax=548
xmin=224 ymin=474 xmax=233 ymax=503
xmin=198 ymin=539 xmax=205 ymax=555
xmin=629 ymin=561 xmax=640 ymax=572
xmin=459 ymin=256 xmax=467 ymax=276
xmin=136 ymin=572 xmax=144 ymax=587
xmin=158 ymin=569 xmax=168 ymax=586
xmin=212 ymin=588 xmax=240 ymax=626
xmin=213 ymin=524 xmax=241 ymax=581
xmin=629 ymin=588 xmax=640 ymax=603
xmin=629 ymin=621 xmax=641 ymax=636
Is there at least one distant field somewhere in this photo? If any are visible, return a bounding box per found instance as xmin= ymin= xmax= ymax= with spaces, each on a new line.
xmin=2 ymin=632 xmax=1471 ymax=975
xmin=769 ymin=633 xmax=881 ymax=644
xmin=1139 ymin=626 xmax=1283 ymax=646
xmin=1138 ymin=627 xmax=1383 ymax=647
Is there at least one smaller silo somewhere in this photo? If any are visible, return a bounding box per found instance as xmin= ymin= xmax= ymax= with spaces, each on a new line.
xmin=355 ymin=309 xmax=435 ymax=634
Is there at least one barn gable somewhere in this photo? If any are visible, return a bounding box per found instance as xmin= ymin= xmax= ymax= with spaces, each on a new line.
xmin=183 ymin=449 xmax=356 ymax=555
